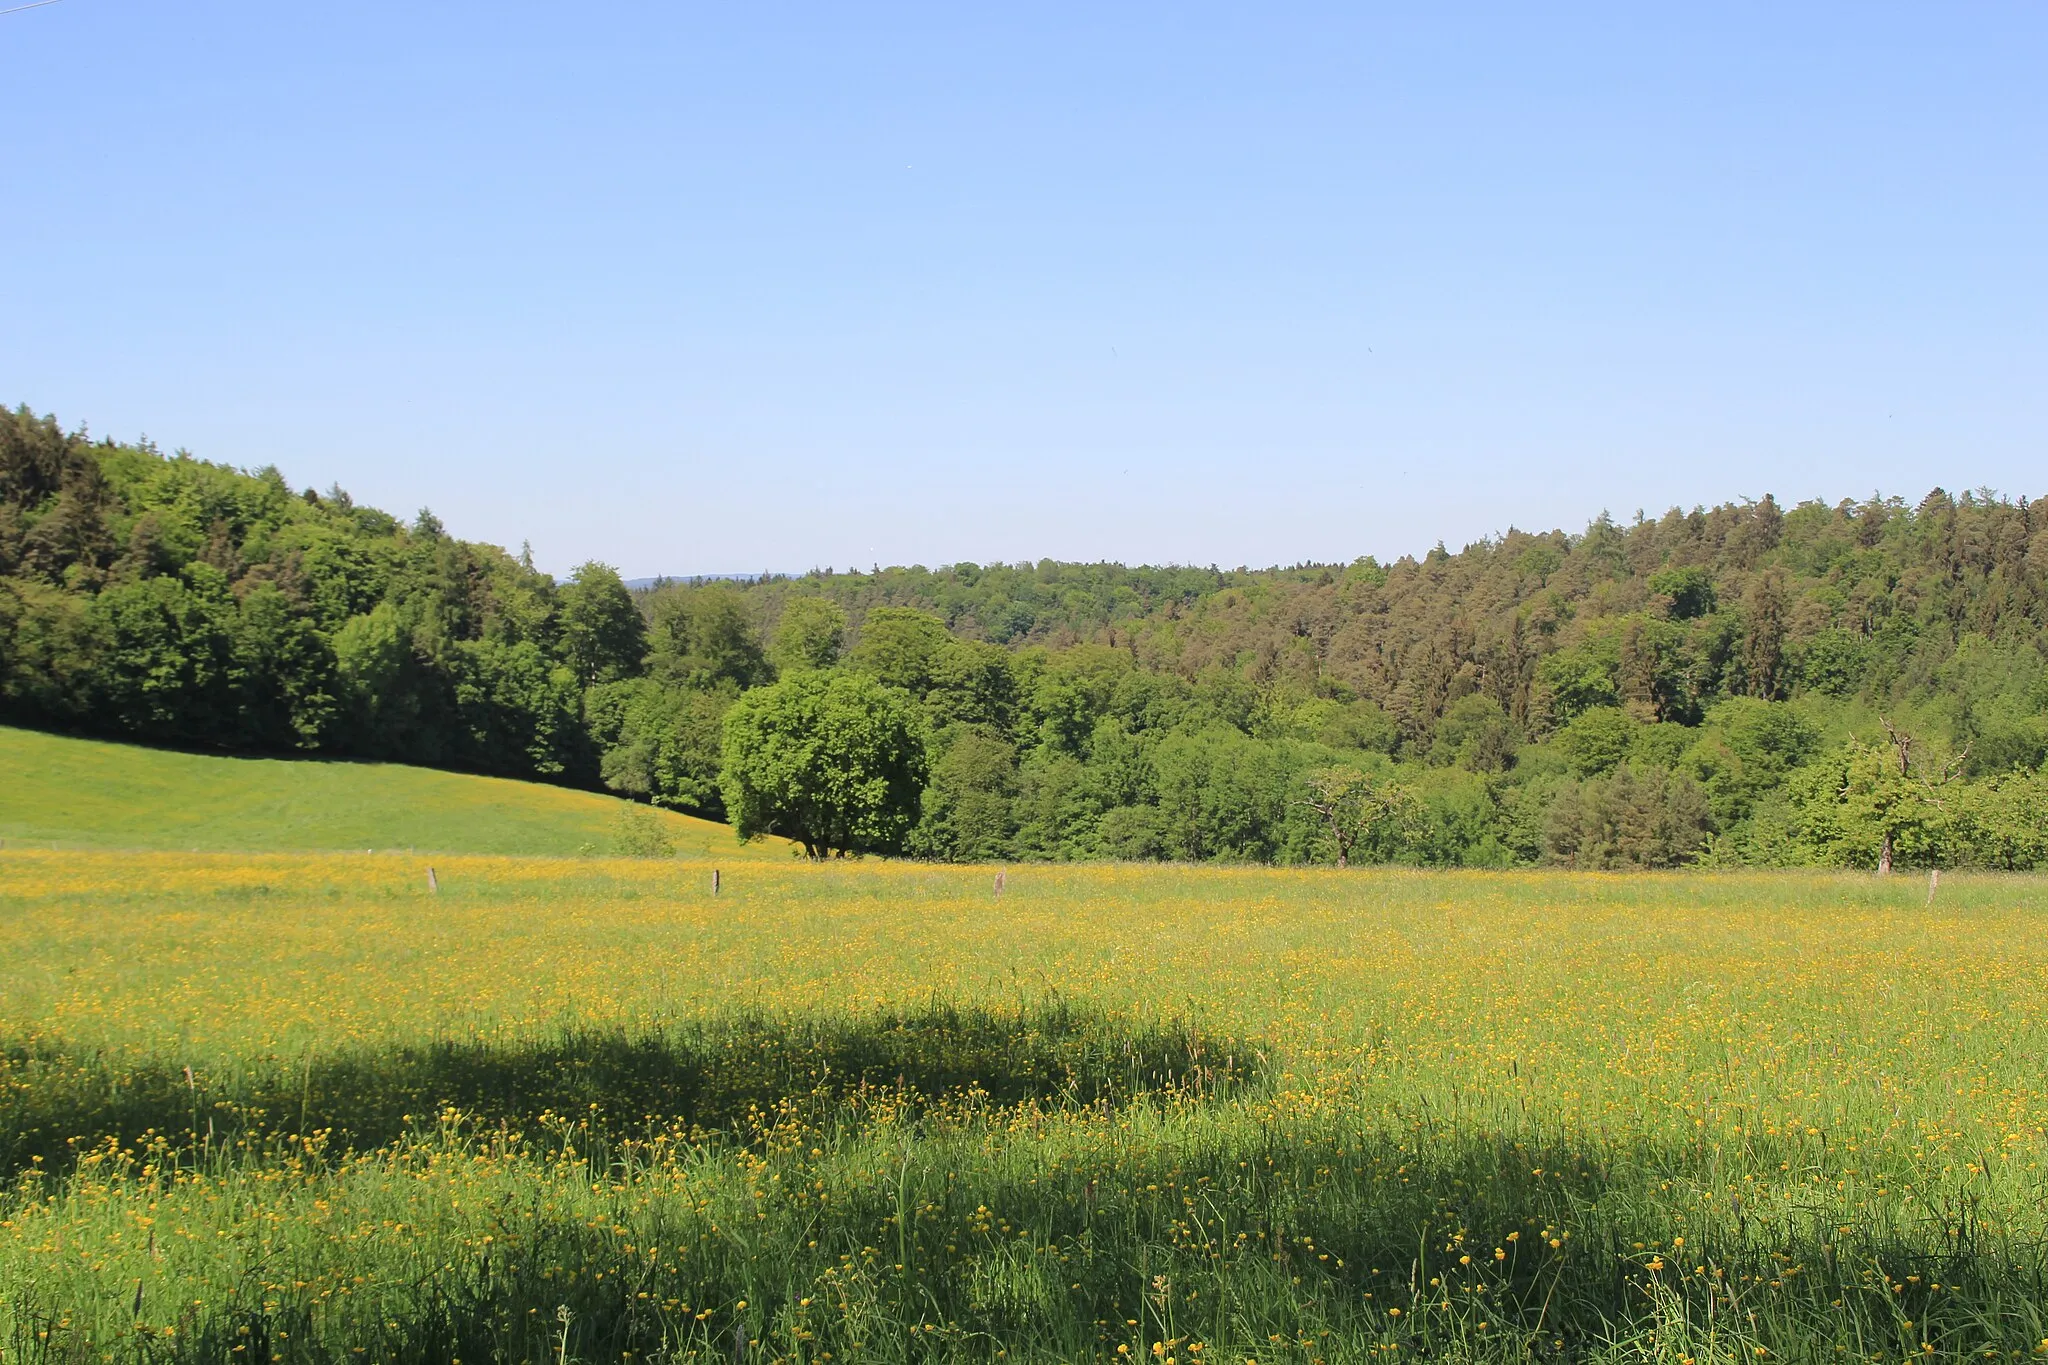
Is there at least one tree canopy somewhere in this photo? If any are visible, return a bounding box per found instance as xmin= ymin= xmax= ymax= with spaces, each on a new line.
xmin=6 ymin=402 xmax=2048 ymax=870
xmin=718 ymin=671 xmax=927 ymax=858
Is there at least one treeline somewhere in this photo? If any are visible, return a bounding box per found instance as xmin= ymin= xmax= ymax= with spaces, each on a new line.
xmin=0 ymin=407 xmax=604 ymax=776
xmin=4 ymin=403 xmax=2046 ymax=869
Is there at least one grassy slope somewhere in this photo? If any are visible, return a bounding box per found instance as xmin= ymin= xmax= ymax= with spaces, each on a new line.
xmin=0 ymin=725 xmax=787 ymax=859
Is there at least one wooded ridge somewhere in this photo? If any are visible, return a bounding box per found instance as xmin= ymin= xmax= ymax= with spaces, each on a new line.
xmin=5 ymin=402 xmax=2043 ymax=868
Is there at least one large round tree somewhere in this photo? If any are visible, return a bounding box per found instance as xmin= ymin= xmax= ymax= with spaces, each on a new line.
xmin=718 ymin=670 xmax=927 ymax=858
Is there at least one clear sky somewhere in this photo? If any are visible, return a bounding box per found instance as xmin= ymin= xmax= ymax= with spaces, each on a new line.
xmin=4 ymin=3 xmax=2043 ymax=578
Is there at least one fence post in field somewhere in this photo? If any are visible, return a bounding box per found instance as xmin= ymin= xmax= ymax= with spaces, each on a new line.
xmin=1927 ymin=868 xmax=1939 ymax=904
xmin=712 ymin=868 xmax=720 ymax=895
xmin=994 ymin=868 xmax=1006 ymax=899
xmin=427 ymin=867 xmax=438 ymax=894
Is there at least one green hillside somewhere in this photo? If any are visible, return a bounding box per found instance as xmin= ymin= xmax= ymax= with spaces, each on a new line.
xmin=0 ymin=725 xmax=783 ymax=858
xmin=8 ymin=404 xmax=2046 ymax=869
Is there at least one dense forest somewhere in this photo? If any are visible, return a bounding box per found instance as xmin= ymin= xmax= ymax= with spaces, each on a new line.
xmin=4 ymin=403 xmax=2045 ymax=869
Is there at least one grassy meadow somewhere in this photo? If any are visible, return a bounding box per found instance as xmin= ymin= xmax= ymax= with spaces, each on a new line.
xmin=3 ymin=852 xmax=2047 ymax=1363
xmin=0 ymin=726 xmax=786 ymax=860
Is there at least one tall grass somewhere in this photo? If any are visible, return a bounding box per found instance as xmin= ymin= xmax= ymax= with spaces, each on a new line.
xmin=2 ymin=852 xmax=2045 ymax=1361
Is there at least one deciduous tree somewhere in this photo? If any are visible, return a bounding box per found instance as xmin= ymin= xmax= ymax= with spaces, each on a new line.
xmin=719 ymin=670 xmax=927 ymax=858
xmin=1295 ymin=765 xmax=1419 ymax=868
xmin=556 ymin=562 xmax=646 ymax=686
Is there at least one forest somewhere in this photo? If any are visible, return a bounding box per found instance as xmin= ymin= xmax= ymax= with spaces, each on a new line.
xmin=4 ymin=402 xmax=2046 ymax=869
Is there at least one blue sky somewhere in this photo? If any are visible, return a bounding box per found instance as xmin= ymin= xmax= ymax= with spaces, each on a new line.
xmin=4 ymin=3 xmax=2043 ymax=577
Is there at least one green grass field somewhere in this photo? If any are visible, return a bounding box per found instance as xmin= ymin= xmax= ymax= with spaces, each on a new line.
xmin=3 ymin=834 xmax=2047 ymax=1363
xmin=0 ymin=725 xmax=786 ymax=860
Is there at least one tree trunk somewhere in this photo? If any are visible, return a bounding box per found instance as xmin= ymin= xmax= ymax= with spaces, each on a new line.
xmin=1878 ymin=830 xmax=1893 ymax=876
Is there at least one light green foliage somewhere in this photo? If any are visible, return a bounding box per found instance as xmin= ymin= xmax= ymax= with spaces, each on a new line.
xmin=1956 ymin=766 xmax=2048 ymax=869
xmin=719 ymin=670 xmax=928 ymax=858
xmin=1409 ymin=765 xmax=1516 ymax=866
xmin=1024 ymin=644 xmax=1136 ymax=755
xmin=1535 ymin=638 xmax=1622 ymax=724
xmin=330 ymin=599 xmax=409 ymax=720
xmin=1295 ymin=763 xmax=1420 ymax=865
xmin=768 ymin=594 xmax=845 ymax=672
xmin=1283 ymin=694 xmax=1399 ymax=753
xmin=1679 ymin=696 xmax=1822 ymax=825
xmin=604 ymin=803 xmax=676 ymax=858
xmin=846 ymin=606 xmax=954 ymax=693
xmin=1554 ymin=705 xmax=1637 ymax=776
xmin=1788 ymin=732 xmax=1964 ymax=870
xmin=1793 ymin=625 xmax=1870 ymax=696
xmin=1628 ymin=720 xmax=1693 ymax=769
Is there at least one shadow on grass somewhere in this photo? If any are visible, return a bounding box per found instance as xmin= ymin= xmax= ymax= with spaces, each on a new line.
xmin=16 ymin=1115 xmax=2043 ymax=1365
xmin=0 ymin=1001 xmax=1255 ymax=1177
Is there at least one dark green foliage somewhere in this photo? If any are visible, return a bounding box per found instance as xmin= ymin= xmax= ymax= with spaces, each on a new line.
xmin=1543 ymin=764 xmax=1715 ymax=869
xmin=1647 ymin=563 xmax=1717 ymax=619
xmin=450 ymin=638 xmax=584 ymax=778
xmin=585 ymin=677 xmax=732 ymax=815
xmin=556 ymin=562 xmax=647 ymax=686
xmin=0 ymin=406 xmax=591 ymax=782
xmin=646 ymin=583 xmax=773 ymax=692
xmin=1430 ymin=694 xmax=1520 ymax=771
xmin=713 ymin=487 xmax=2048 ymax=870
xmin=908 ymin=725 xmax=1021 ymax=861
xmin=1151 ymin=728 xmax=1296 ymax=862
xmin=9 ymin=402 xmax=2048 ymax=869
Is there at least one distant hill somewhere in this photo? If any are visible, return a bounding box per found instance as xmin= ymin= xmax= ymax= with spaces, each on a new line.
xmin=0 ymin=725 xmax=789 ymax=858
xmin=623 ymin=574 xmax=783 ymax=590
